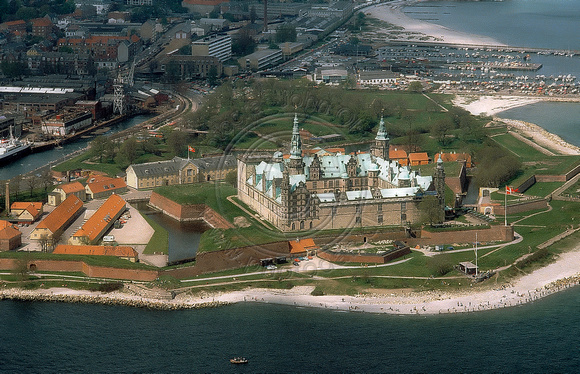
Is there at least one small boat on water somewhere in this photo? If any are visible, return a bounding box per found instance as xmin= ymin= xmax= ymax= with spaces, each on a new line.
xmin=230 ymin=357 xmax=248 ymax=364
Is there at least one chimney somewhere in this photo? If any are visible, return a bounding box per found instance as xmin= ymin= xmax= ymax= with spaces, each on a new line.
xmin=5 ymin=182 xmax=9 ymax=215
xmin=263 ymin=0 xmax=268 ymax=32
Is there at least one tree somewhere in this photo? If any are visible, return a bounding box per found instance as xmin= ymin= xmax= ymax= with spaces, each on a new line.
xmin=166 ymin=130 xmax=188 ymax=157
xmin=250 ymin=6 xmax=256 ymax=24
xmin=38 ymin=233 xmax=57 ymax=253
xmin=474 ymin=144 xmax=521 ymax=187
xmin=25 ymin=175 xmax=38 ymax=197
xmin=225 ymin=170 xmax=237 ymax=188
xmin=90 ymin=136 xmax=108 ymax=163
xmin=275 ymin=24 xmax=297 ymax=43
xmin=419 ymin=195 xmax=443 ymax=226
xmin=427 ymin=256 xmax=454 ymax=276
xmin=432 ymin=117 xmax=453 ymax=146
xmin=9 ymin=175 xmax=22 ymax=199
xmin=232 ymin=28 xmax=256 ymax=56
xmin=207 ymin=65 xmax=218 ymax=86
xmin=408 ymin=81 xmax=423 ymax=93
xmin=39 ymin=170 xmax=54 ymax=193
xmin=120 ymin=137 xmax=139 ymax=165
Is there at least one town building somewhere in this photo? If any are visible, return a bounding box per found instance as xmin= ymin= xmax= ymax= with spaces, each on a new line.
xmin=0 ymin=116 xmax=22 ymax=139
xmin=85 ymin=176 xmax=127 ymax=199
xmin=49 ymin=181 xmax=87 ymax=206
xmin=357 ymin=71 xmax=400 ymax=87
xmin=31 ymin=195 xmax=84 ymax=241
xmin=41 ymin=111 xmax=93 ymax=137
xmin=30 ymin=17 xmax=55 ymax=39
xmin=191 ymin=34 xmax=232 ymax=62
xmin=239 ymin=48 xmax=283 ymax=71
xmin=0 ymin=220 xmax=22 ymax=251
xmin=237 ymin=115 xmax=443 ymax=232
xmin=409 ymin=152 xmax=430 ymax=166
xmin=155 ymin=54 xmax=222 ymax=80
xmin=313 ymin=68 xmax=349 ymax=85
xmin=181 ymin=0 xmax=227 ymax=15
xmin=9 ymin=202 xmax=43 ymax=222
xmin=125 ymin=155 xmax=236 ymax=190
xmin=69 ymin=194 xmax=126 ymax=245
xmin=53 ymin=244 xmax=138 ymax=262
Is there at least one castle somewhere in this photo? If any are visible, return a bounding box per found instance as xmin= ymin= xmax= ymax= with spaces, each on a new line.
xmin=237 ymin=115 xmax=445 ymax=232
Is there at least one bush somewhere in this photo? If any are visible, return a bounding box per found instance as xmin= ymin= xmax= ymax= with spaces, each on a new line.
xmin=97 ymin=282 xmax=124 ymax=293
xmin=427 ymin=256 xmax=454 ymax=276
xmin=311 ymin=287 xmax=325 ymax=296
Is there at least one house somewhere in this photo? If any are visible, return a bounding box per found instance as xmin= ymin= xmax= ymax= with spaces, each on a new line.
xmin=10 ymin=202 xmax=43 ymax=222
xmin=50 ymin=181 xmax=87 ymax=206
xmin=389 ymin=147 xmax=408 ymax=166
xmin=434 ymin=152 xmax=473 ymax=168
xmin=409 ymin=152 xmax=430 ymax=166
xmin=30 ymin=17 xmax=54 ymax=39
xmin=53 ymin=244 xmax=138 ymax=262
xmin=289 ymin=238 xmax=319 ymax=256
xmin=30 ymin=195 xmax=83 ymax=241
xmin=85 ymin=177 xmax=127 ymax=200
xmin=69 ymin=194 xmax=126 ymax=245
xmin=126 ymin=155 xmax=236 ymax=190
xmin=0 ymin=220 xmax=22 ymax=251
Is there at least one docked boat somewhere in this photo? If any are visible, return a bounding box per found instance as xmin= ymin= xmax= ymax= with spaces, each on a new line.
xmin=0 ymin=127 xmax=31 ymax=164
xmin=230 ymin=357 xmax=248 ymax=364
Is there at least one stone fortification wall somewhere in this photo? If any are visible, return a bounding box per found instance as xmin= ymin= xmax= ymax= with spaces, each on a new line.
xmin=495 ymin=199 xmax=548 ymax=215
xmin=535 ymin=175 xmax=566 ymax=183
xmin=149 ymin=192 xmax=233 ymax=228
xmin=407 ymin=225 xmax=513 ymax=246
xmin=164 ymin=241 xmax=290 ymax=278
xmin=565 ymin=164 xmax=580 ymax=181
xmin=314 ymin=229 xmax=408 ymax=246
xmin=0 ymin=258 xmax=158 ymax=282
xmin=318 ymin=247 xmax=411 ymax=264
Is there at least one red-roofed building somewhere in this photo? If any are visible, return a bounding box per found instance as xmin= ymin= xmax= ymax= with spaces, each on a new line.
xmin=0 ymin=20 xmax=26 ymax=34
xmin=50 ymin=181 xmax=87 ymax=205
xmin=69 ymin=194 xmax=126 ymax=245
xmin=53 ymin=244 xmax=138 ymax=262
xmin=30 ymin=17 xmax=54 ymax=39
xmin=31 ymin=195 xmax=83 ymax=241
xmin=434 ymin=152 xmax=473 ymax=168
xmin=85 ymin=177 xmax=127 ymax=200
xmin=10 ymin=202 xmax=43 ymax=222
xmin=0 ymin=220 xmax=22 ymax=251
xmin=389 ymin=147 xmax=408 ymax=166
xmin=288 ymin=238 xmax=319 ymax=256
xmin=408 ymin=152 xmax=430 ymax=166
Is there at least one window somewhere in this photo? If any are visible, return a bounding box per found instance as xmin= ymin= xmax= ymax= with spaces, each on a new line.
xmin=378 ymin=215 xmax=383 ymax=224
xmin=378 ymin=204 xmax=382 ymax=213
xmin=355 ymin=217 xmax=361 ymax=224
xmin=356 ymin=205 xmax=361 ymax=213
xmin=401 ymin=213 xmax=407 ymax=222
xmin=300 ymin=221 xmax=304 ymax=230
xmin=292 ymin=223 xmax=295 ymax=230
xmin=401 ymin=202 xmax=407 ymax=210
xmin=331 ymin=207 xmax=337 ymax=216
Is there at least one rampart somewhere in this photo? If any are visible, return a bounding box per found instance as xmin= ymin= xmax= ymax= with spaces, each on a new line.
xmin=317 ymin=246 xmax=411 ymax=264
xmin=407 ymin=225 xmax=514 ymax=246
xmin=0 ymin=258 xmax=158 ymax=282
xmin=149 ymin=192 xmax=233 ymax=229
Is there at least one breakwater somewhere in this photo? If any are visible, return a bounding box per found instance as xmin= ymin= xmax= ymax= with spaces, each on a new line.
xmin=0 ymin=288 xmax=229 ymax=310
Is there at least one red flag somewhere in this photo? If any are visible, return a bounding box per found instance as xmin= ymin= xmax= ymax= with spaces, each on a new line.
xmin=506 ymin=186 xmax=514 ymax=195
xmin=188 ymin=145 xmax=195 ymax=152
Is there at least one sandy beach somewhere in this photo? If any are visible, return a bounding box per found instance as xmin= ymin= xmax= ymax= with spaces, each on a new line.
xmin=2 ymin=245 xmax=580 ymax=315
xmin=365 ymin=0 xmax=505 ymax=46
xmin=453 ymin=95 xmax=580 ymax=155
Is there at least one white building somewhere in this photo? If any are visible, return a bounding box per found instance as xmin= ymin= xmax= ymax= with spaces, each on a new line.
xmin=239 ymin=48 xmax=283 ymax=71
xmin=191 ymin=34 xmax=232 ymax=62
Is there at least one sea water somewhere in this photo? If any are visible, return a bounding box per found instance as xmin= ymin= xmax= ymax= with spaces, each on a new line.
xmin=1 ymin=287 xmax=580 ymax=373
xmin=403 ymin=0 xmax=580 ymax=146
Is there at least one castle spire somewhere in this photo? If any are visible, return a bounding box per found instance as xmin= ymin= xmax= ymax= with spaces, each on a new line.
xmin=375 ymin=115 xmax=389 ymax=141
xmin=290 ymin=113 xmax=302 ymax=159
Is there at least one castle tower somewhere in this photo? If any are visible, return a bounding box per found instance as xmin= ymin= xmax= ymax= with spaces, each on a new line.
xmin=435 ymin=154 xmax=446 ymax=214
xmin=288 ymin=113 xmax=305 ymax=175
xmin=371 ymin=116 xmax=389 ymax=160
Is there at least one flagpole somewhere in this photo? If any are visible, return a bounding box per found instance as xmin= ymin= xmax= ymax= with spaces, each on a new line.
xmin=504 ymin=187 xmax=507 ymax=227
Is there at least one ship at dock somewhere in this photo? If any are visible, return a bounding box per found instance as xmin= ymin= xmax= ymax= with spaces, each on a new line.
xmin=0 ymin=127 xmax=31 ymax=164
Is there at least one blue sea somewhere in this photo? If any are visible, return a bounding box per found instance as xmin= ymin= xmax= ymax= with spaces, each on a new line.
xmin=404 ymin=0 xmax=580 ymax=147
xmin=2 ymin=287 xmax=580 ymax=373
xmin=3 ymin=3 xmax=580 ymax=372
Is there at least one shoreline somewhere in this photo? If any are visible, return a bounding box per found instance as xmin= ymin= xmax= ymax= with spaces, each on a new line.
xmin=2 ymin=247 xmax=580 ymax=315
xmin=366 ymin=0 xmax=506 ymax=47
xmin=453 ymin=95 xmax=580 ymax=155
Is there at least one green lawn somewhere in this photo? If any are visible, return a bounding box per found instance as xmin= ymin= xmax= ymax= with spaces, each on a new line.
xmin=523 ymin=182 xmax=563 ymax=197
xmin=0 ymin=251 xmax=156 ymax=270
xmin=491 ymin=133 xmax=548 ymax=160
xmin=142 ymin=214 xmax=169 ymax=255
